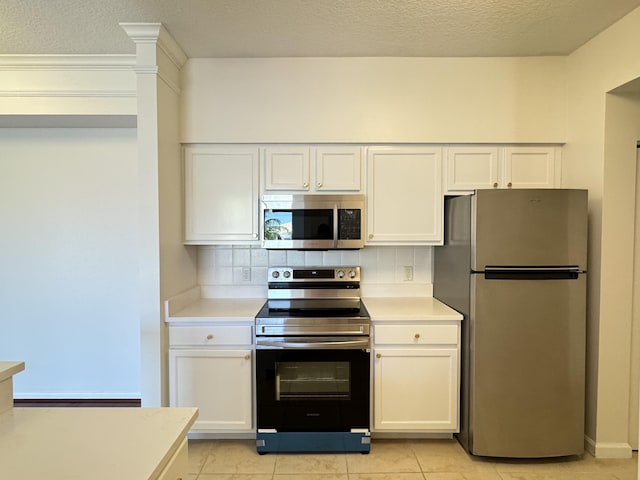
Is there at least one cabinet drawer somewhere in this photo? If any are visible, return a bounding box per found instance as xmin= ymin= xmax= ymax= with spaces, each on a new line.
xmin=374 ymin=324 xmax=458 ymax=345
xmin=169 ymin=325 xmax=253 ymax=347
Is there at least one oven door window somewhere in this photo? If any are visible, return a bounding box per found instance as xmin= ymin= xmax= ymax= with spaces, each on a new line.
xmin=276 ymin=361 xmax=350 ymax=400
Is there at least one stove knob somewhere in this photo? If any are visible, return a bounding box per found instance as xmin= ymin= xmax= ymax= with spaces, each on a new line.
xmin=272 ymin=271 xmax=280 ymax=279
xmin=337 ymin=270 xmax=345 ymax=278
xmin=283 ymin=271 xmax=291 ymax=278
xmin=348 ymin=270 xmax=356 ymax=279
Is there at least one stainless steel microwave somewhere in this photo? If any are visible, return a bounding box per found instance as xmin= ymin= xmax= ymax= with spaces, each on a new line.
xmin=260 ymin=194 xmax=365 ymax=249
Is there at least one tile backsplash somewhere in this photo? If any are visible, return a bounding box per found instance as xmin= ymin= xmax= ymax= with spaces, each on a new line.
xmin=197 ymin=245 xmax=433 ymax=297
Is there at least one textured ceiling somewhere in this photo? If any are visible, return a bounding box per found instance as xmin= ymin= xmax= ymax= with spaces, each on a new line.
xmin=1 ymin=0 xmax=640 ymax=57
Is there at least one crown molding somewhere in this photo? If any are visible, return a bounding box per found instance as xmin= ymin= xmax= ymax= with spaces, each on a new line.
xmin=0 ymin=55 xmax=135 ymax=69
xmin=0 ymin=90 xmax=136 ymax=98
xmin=0 ymin=114 xmax=137 ymax=128
xmin=120 ymin=22 xmax=187 ymax=70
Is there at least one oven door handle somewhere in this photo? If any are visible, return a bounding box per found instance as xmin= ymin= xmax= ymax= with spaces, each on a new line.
xmin=256 ymin=339 xmax=370 ymax=349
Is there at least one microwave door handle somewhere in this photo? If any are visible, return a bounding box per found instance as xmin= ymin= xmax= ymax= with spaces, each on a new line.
xmin=333 ymin=204 xmax=339 ymax=248
xmin=259 ymin=201 xmax=268 ymax=242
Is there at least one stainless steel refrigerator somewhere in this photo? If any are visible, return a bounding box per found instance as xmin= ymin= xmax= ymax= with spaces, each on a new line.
xmin=434 ymin=189 xmax=587 ymax=458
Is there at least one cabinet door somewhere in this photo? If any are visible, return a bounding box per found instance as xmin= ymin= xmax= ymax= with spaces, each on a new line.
xmin=367 ymin=147 xmax=443 ymax=244
xmin=169 ymin=349 xmax=253 ymax=432
xmin=314 ymin=146 xmax=362 ymax=192
xmin=445 ymin=146 xmax=499 ymax=192
xmin=184 ymin=145 xmax=259 ymax=243
xmin=503 ymin=146 xmax=558 ymax=188
xmin=156 ymin=437 xmax=188 ymax=480
xmin=263 ymin=146 xmax=310 ymax=191
xmin=373 ymin=347 xmax=459 ymax=432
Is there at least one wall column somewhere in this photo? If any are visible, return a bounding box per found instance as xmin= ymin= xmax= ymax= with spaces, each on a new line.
xmin=121 ymin=23 xmax=192 ymax=407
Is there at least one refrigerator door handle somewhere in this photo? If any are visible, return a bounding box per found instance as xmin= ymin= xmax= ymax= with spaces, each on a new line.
xmin=483 ymin=266 xmax=582 ymax=280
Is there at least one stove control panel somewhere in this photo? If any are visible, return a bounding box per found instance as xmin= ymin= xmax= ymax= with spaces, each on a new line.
xmin=268 ymin=267 xmax=360 ymax=282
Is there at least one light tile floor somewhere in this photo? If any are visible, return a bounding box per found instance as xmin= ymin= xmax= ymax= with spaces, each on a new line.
xmin=186 ymin=438 xmax=637 ymax=480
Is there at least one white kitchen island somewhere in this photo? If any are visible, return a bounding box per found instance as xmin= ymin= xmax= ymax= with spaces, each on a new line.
xmin=0 ymin=362 xmax=198 ymax=480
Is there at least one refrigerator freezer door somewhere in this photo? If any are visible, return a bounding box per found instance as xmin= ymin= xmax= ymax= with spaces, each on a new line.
xmin=472 ymin=189 xmax=587 ymax=271
xmin=469 ymin=273 xmax=586 ymax=457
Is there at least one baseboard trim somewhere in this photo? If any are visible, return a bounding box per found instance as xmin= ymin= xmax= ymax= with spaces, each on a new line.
xmin=584 ymin=435 xmax=633 ymax=458
xmin=14 ymin=398 xmax=141 ymax=408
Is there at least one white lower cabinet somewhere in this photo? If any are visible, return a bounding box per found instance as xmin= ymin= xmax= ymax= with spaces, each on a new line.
xmin=373 ymin=323 xmax=460 ymax=432
xmin=168 ymin=325 xmax=253 ymax=434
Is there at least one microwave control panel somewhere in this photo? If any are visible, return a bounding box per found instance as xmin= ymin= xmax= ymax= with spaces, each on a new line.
xmin=338 ymin=209 xmax=362 ymax=240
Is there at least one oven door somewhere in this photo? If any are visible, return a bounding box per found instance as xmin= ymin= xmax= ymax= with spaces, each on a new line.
xmin=256 ymin=345 xmax=370 ymax=432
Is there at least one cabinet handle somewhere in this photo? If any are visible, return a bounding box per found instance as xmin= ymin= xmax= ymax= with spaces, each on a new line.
xmin=317 ymin=182 xmax=323 ymax=188
xmin=244 ymin=354 xmax=250 ymax=360
xmin=414 ymin=333 xmax=421 ymax=340
xmin=376 ymin=353 xmax=381 ymax=359
xmin=206 ymin=334 xmax=214 ymax=340
xmin=493 ymin=182 xmax=499 ymax=188
xmin=507 ymin=182 xmax=513 ymax=188
xmin=303 ymin=182 xmax=309 ymax=188
xmin=368 ymin=234 xmax=374 ymax=239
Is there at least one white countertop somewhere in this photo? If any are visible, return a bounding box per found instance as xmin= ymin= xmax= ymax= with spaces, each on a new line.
xmin=0 ymin=361 xmax=24 ymax=383
xmin=165 ymin=293 xmax=462 ymax=323
xmin=363 ymin=297 xmax=463 ymax=321
xmin=168 ymin=297 xmax=265 ymax=323
xmin=0 ymin=407 xmax=198 ymax=480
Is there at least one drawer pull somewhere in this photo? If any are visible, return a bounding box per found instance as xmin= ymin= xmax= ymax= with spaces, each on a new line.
xmin=206 ymin=334 xmax=214 ymax=340
xmin=376 ymin=353 xmax=381 ymax=359
xmin=414 ymin=333 xmax=421 ymax=340
xmin=244 ymin=354 xmax=250 ymax=360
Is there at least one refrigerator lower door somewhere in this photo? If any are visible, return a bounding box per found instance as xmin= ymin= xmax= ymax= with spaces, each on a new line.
xmin=469 ymin=273 xmax=586 ymax=458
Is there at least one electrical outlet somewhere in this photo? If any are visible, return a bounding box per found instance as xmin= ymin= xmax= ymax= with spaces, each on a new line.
xmin=241 ymin=267 xmax=251 ymax=282
xmin=403 ymin=266 xmax=414 ymax=281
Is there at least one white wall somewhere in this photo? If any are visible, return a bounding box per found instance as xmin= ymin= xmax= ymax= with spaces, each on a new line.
xmin=181 ymin=57 xmax=567 ymax=144
xmin=564 ymin=6 xmax=640 ymax=457
xmin=0 ymin=128 xmax=140 ymax=398
xmin=600 ymin=92 xmax=640 ymax=451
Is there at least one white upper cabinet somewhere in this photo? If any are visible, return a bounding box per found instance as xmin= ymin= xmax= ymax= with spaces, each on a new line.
xmin=263 ymin=145 xmax=363 ymax=193
xmin=503 ymin=146 xmax=559 ymax=189
xmin=366 ymin=146 xmax=443 ymax=245
xmin=263 ymin=146 xmax=311 ymax=191
xmin=314 ymin=146 xmax=362 ymax=191
xmin=445 ymin=146 xmax=500 ymax=190
xmin=184 ymin=145 xmax=259 ymax=244
xmin=444 ymin=145 xmax=560 ymax=193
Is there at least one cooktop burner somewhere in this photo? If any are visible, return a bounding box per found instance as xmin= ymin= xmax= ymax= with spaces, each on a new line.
xmin=254 ymin=301 xmax=370 ymax=320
